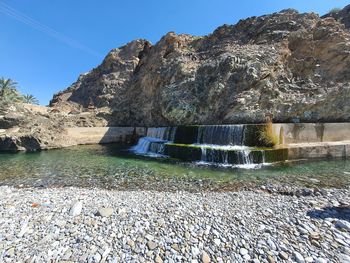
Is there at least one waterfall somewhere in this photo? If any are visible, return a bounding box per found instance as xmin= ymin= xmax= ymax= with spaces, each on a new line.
xmin=195 ymin=125 xmax=253 ymax=167
xmin=131 ymin=127 xmax=177 ymax=156
xmin=130 ymin=137 xmax=152 ymax=154
xmin=200 ymin=146 xmax=207 ymax=161
xmin=241 ymin=149 xmax=252 ymax=164
xmin=198 ymin=147 xmax=230 ymax=165
xmin=197 ymin=146 xmax=254 ymax=167
xmin=197 ymin=125 xmax=244 ymax=145
xmin=146 ymin=127 xmax=177 ymax=141
xmin=130 ymin=125 xmax=275 ymax=168
xmin=130 ymin=137 xmax=165 ymax=155
xmin=261 ymin=150 xmax=266 ymax=164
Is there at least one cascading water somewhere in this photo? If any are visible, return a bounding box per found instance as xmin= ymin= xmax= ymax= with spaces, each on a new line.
xmin=131 ymin=127 xmax=177 ymax=156
xmin=130 ymin=125 xmax=278 ymax=168
xmin=197 ymin=125 xmax=244 ymax=145
xmin=261 ymin=150 xmax=266 ymax=164
xmin=194 ymin=125 xmax=256 ymax=167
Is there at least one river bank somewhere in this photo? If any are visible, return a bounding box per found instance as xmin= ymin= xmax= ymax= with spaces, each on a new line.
xmin=0 ymin=186 xmax=349 ymax=262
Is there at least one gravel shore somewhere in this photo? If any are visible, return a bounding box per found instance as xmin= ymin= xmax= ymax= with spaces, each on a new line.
xmin=0 ymin=186 xmax=349 ymax=263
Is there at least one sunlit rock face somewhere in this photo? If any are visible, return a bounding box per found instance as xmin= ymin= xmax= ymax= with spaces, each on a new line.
xmin=323 ymin=4 xmax=350 ymax=29
xmin=51 ymin=7 xmax=350 ymax=126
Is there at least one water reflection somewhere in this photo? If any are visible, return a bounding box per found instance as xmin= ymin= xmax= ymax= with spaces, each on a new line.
xmin=0 ymin=144 xmax=349 ymax=191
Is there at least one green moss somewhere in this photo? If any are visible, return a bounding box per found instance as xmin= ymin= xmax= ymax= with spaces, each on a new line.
xmin=264 ymin=148 xmax=288 ymax=163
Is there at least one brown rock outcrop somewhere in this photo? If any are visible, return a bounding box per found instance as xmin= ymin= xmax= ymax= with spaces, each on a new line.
xmin=48 ymin=7 xmax=350 ymax=126
xmin=323 ymin=4 xmax=350 ymax=29
xmin=0 ymin=103 xmax=107 ymax=151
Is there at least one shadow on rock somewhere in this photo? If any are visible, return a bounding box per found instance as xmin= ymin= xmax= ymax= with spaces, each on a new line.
xmin=307 ymin=206 xmax=350 ymax=222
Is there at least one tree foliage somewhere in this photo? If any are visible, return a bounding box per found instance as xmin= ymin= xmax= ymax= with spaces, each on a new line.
xmin=22 ymin=94 xmax=39 ymax=105
xmin=0 ymin=77 xmax=39 ymax=105
xmin=329 ymin=7 xmax=341 ymax=14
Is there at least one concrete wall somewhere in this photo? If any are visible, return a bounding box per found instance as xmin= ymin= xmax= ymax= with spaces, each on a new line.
xmin=285 ymin=141 xmax=350 ymax=160
xmin=65 ymin=127 xmax=146 ymax=145
xmin=64 ymin=125 xmax=350 ymax=161
xmin=272 ymin=123 xmax=350 ymax=144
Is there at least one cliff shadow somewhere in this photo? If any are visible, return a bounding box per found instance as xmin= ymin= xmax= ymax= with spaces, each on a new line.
xmin=99 ymin=127 xmax=142 ymax=146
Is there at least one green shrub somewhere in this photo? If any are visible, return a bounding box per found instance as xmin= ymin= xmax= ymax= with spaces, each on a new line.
xmin=329 ymin=7 xmax=341 ymax=14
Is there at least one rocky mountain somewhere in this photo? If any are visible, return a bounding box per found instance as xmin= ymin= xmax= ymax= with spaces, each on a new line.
xmin=323 ymin=4 xmax=350 ymax=29
xmin=51 ymin=7 xmax=350 ymax=126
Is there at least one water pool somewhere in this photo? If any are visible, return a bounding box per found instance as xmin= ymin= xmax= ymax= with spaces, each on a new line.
xmin=0 ymin=144 xmax=349 ymax=191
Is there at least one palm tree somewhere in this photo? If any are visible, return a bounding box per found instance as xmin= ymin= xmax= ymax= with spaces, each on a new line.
xmin=0 ymin=77 xmax=24 ymax=103
xmin=0 ymin=77 xmax=18 ymax=98
xmin=22 ymin=94 xmax=39 ymax=105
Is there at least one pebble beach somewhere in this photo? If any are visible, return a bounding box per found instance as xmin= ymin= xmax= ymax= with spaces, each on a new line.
xmin=0 ymin=186 xmax=349 ymax=263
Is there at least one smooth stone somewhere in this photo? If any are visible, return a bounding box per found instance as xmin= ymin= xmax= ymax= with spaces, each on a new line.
xmin=202 ymin=251 xmax=211 ymax=263
xmin=69 ymin=201 xmax=82 ymax=216
xmin=94 ymin=252 xmax=102 ymax=262
xmin=171 ymin=244 xmax=179 ymax=251
xmin=267 ymin=239 xmax=277 ymax=250
xmin=267 ymin=255 xmax=276 ymax=263
xmin=243 ymin=254 xmax=251 ymax=260
xmin=127 ymin=239 xmax=135 ymax=247
xmin=147 ymin=241 xmax=158 ymax=250
xmin=240 ymin=248 xmax=248 ymax=256
xmin=155 ymin=255 xmax=163 ymax=263
xmin=279 ymin=251 xmax=289 ymax=260
xmin=335 ymin=220 xmax=350 ymax=232
xmin=145 ymin=234 xmax=154 ymax=241
xmin=315 ymin=258 xmax=327 ymax=263
xmin=309 ymin=232 xmax=321 ymax=240
xmin=96 ymin=207 xmax=113 ymax=217
xmin=337 ymin=254 xmax=350 ymax=262
xmin=294 ymin=251 xmax=305 ymax=263
xmin=192 ymin=247 xmax=200 ymax=258
xmin=6 ymin=247 xmax=15 ymax=257
xmin=213 ymin=239 xmax=221 ymax=246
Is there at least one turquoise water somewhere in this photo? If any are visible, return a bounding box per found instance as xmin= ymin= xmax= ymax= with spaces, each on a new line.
xmin=0 ymin=144 xmax=349 ymax=191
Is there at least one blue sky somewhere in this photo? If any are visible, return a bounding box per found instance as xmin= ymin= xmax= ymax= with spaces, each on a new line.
xmin=1 ymin=0 xmax=349 ymax=105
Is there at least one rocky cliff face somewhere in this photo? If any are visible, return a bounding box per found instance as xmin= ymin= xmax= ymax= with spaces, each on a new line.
xmin=51 ymin=7 xmax=350 ymax=126
xmin=323 ymin=4 xmax=350 ymax=29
